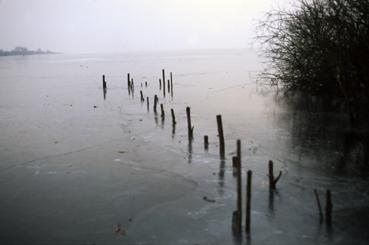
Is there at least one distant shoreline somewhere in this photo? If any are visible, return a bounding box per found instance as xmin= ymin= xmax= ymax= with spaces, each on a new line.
xmin=0 ymin=47 xmax=60 ymax=57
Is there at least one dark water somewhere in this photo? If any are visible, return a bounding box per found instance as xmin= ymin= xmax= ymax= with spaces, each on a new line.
xmin=0 ymin=50 xmax=368 ymax=244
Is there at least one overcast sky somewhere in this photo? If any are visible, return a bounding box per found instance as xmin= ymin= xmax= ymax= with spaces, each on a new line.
xmin=0 ymin=0 xmax=291 ymax=53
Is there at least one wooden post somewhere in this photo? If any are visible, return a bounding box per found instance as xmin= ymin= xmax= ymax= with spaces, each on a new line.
xmin=204 ymin=135 xmax=209 ymax=150
xmin=268 ymin=160 xmax=282 ymax=190
xmin=127 ymin=73 xmax=130 ymax=90
xmin=170 ymin=72 xmax=173 ymax=97
xmin=146 ymin=97 xmax=149 ymax=111
xmin=237 ymin=139 xmax=241 ymax=165
xmin=314 ymin=189 xmax=323 ymax=223
xmin=102 ymin=75 xmax=107 ymax=89
xmin=268 ymin=160 xmax=274 ymax=190
xmin=232 ymin=155 xmax=241 ymax=234
xmin=160 ymin=104 xmax=165 ymax=119
xmin=159 ymin=79 xmax=162 ymax=90
xmin=162 ymin=69 xmax=166 ymax=97
xmin=325 ymin=189 xmax=332 ymax=225
xmin=171 ymin=108 xmax=176 ymax=125
xmin=167 ymin=79 xmax=170 ymax=93
xmin=186 ymin=107 xmax=193 ymax=140
xmin=216 ymin=115 xmax=225 ymax=159
xmin=154 ymin=95 xmax=158 ymax=113
xmin=145 ymin=81 xmax=148 ymax=87
xmin=140 ymin=90 xmax=144 ymax=102
xmin=245 ymin=170 xmax=252 ymax=234
xmin=236 ymin=155 xmax=242 ymax=232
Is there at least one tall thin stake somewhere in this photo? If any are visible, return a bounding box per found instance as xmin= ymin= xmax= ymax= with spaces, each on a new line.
xmin=268 ymin=160 xmax=282 ymax=190
xmin=245 ymin=170 xmax=252 ymax=234
xmin=204 ymin=135 xmax=209 ymax=150
xmin=236 ymin=156 xmax=242 ymax=232
xmin=162 ymin=69 xmax=166 ymax=97
xmin=160 ymin=104 xmax=165 ymax=119
xmin=140 ymin=90 xmax=144 ymax=102
xmin=269 ymin=160 xmax=274 ymax=190
xmin=170 ymin=72 xmax=173 ymax=97
xmin=102 ymin=75 xmax=107 ymax=90
xmin=154 ymin=95 xmax=158 ymax=113
xmin=186 ymin=107 xmax=193 ymax=140
xmin=171 ymin=108 xmax=176 ymax=125
xmin=127 ymin=73 xmax=130 ymax=90
xmin=237 ymin=139 xmax=241 ymax=164
xmin=216 ymin=115 xmax=225 ymax=159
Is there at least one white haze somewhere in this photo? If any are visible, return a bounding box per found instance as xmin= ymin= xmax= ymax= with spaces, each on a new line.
xmin=0 ymin=0 xmax=291 ymax=53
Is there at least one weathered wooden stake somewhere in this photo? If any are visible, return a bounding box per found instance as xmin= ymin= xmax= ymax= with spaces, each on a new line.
xmin=314 ymin=189 xmax=323 ymax=223
xmin=204 ymin=135 xmax=209 ymax=150
xmin=268 ymin=160 xmax=274 ymax=190
xmin=216 ymin=115 xmax=225 ymax=159
xmin=171 ymin=108 xmax=176 ymax=125
xmin=140 ymin=90 xmax=144 ymax=102
xmin=170 ymin=72 xmax=173 ymax=97
xmin=236 ymin=155 xmax=242 ymax=232
xmin=325 ymin=189 xmax=332 ymax=225
xmin=146 ymin=97 xmax=149 ymax=111
xmin=127 ymin=73 xmax=130 ymax=90
xmin=167 ymin=79 xmax=170 ymax=93
xmin=162 ymin=69 xmax=166 ymax=97
xmin=237 ymin=139 xmax=241 ymax=164
xmin=154 ymin=95 xmax=158 ymax=113
xmin=160 ymin=104 xmax=165 ymax=119
xmin=159 ymin=79 xmax=162 ymax=90
xmin=245 ymin=170 xmax=252 ymax=234
xmin=268 ymin=160 xmax=282 ymax=190
xmin=186 ymin=107 xmax=193 ymax=140
xmin=145 ymin=81 xmax=148 ymax=87
xmin=232 ymin=156 xmax=241 ymax=233
xmin=102 ymin=75 xmax=107 ymax=89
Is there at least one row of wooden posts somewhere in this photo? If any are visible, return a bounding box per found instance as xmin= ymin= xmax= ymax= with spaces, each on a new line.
xmin=101 ymin=70 xmax=333 ymax=235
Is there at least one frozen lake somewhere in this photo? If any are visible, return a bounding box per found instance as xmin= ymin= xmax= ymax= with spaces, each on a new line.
xmin=0 ymin=50 xmax=368 ymax=244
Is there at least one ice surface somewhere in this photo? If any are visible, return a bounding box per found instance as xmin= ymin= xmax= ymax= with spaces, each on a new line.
xmin=0 ymin=50 xmax=368 ymax=244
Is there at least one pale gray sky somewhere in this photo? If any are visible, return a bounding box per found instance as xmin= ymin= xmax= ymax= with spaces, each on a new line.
xmin=0 ymin=0 xmax=290 ymax=53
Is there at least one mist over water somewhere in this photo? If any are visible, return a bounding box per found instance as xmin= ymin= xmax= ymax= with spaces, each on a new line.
xmin=0 ymin=0 xmax=291 ymax=53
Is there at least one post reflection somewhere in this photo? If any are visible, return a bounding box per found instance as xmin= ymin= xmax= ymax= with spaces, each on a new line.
xmin=188 ymin=138 xmax=193 ymax=164
xmin=172 ymin=124 xmax=176 ymax=139
xmin=103 ymin=88 xmax=107 ymax=100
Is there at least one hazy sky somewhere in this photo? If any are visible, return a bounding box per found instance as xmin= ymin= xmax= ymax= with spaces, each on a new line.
xmin=0 ymin=0 xmax=290 ymax=53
